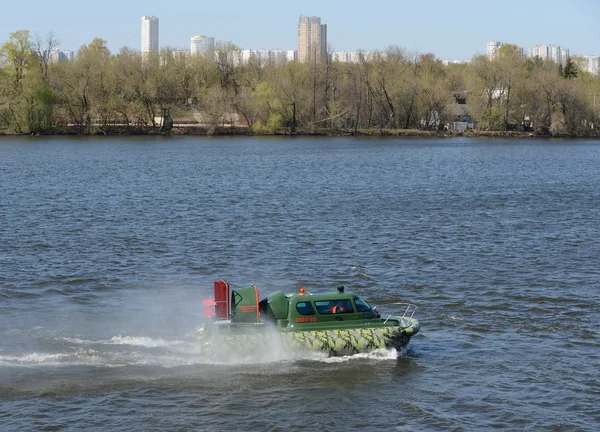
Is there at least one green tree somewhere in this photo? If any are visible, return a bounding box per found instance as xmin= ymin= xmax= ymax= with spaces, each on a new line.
xmin=0 ymin=30 xmax=57 ymax=133
xmin=562 ymin=57 xmax=578 ymax=80
xmin=466 ymin=55 xmax=504 ymax=130
xmin=496 ymin=44 xmax=526 ymax=129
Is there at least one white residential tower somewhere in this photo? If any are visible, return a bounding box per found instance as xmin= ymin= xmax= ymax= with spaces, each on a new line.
xmin=141 ymin=16 xmax=159 ymax=54
xmin=190 ymin=35 xmax=215 ymax=56
xmin=528 ymin=44 xmax=570 ymax=65
xmin=487 ymin=41 xmax=503 ymax=60
xmin=298 ymin=15 xmax=327 ymax=62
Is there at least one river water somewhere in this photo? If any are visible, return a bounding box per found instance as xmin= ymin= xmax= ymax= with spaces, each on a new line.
xmin=0 ymin=136 xmax=598 ymax=431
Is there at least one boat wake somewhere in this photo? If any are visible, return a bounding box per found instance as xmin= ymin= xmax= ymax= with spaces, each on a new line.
xmin=319 ymin=348 xmax=400 ymax=363
xmin=0 ymin=350 xmax=105 ymax=367
xmin=0 ymin=332 xmax=404 ymax=369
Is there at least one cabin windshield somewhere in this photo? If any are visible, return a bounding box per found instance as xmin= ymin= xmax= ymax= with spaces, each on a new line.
xmin=354 ymin=297 xmax=372 ymax=312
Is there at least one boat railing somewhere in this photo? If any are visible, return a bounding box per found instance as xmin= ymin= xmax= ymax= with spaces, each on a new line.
xmin=383 ymin=303 xmax=418 ymax=326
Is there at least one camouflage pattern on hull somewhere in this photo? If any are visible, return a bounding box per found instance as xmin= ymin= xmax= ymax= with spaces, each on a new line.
xmin=282 ymin=327 xmax=411 ymax=355
xmin=201 ymin=326 xmax=413 ymax=357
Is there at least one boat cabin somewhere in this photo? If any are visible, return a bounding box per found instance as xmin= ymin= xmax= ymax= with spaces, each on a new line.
xmin=204 ymin=280 xmax=380 ymax=329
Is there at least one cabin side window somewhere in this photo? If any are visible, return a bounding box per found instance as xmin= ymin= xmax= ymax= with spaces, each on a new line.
xmin=296 ymin=301 xmax=316 ymax=316
xmin=354 ymin=298 xmax=372 ymax=312
xmin=314 ymin=299 xmax=354 ymax=314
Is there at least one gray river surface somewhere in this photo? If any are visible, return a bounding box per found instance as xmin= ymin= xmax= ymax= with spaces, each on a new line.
xmin=0 ymin=137 xmax=599 ymax=431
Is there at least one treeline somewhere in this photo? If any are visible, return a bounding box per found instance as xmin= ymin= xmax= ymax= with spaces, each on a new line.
xmin=1 ymin=30 xmax=599 ymax=136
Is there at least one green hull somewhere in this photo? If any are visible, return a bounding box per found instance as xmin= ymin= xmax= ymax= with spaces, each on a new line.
xmin=198 ymin=318 xmax=419 ymax=357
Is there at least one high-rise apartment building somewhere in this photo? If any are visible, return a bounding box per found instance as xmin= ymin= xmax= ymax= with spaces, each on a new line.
xmin=298 ymin=15 xmax=327 ymax=62
xmin=190 ymin=35 xmax=215 ymax=56
xmin=141 ymin=16 xmax=159 ymax=54
xmin=578 ymin=55 xmax=600 ymax=75
xmin=332 ymin=51 xmax=374 ymax=63
xmin=487 ymin=41 xmax=503 ymax=60
xmin=240 ymin=49 xmax=296 ymax=64
xmin=529 ymin=44 xmax=569 ymax=65
xmin=49 ymin=49 xmax=74 ymax=63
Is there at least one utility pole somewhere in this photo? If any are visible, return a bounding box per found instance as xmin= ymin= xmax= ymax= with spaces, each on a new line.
xmin=594 ymin=90 xmax=600 ymax=129
xmin=592 ymin=90 xmax=598 ymax=131
xmin=312 ymin=49 xmax=317 ymax=132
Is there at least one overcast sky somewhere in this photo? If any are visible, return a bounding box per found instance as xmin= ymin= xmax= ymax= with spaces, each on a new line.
xmin=1 ymin=0 xmax=598 ymax=59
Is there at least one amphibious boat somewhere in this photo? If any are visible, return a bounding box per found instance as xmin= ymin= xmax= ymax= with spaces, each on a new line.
xmin=198 ymin=280 xmax=420 ymax=356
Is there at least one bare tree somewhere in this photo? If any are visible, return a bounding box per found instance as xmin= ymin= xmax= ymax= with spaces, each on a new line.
xmin=33 ymin=31 xmax=59 ymax=78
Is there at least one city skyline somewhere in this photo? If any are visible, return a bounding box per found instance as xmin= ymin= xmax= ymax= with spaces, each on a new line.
xmin=1 ymin=0 xmax=599 ymax=59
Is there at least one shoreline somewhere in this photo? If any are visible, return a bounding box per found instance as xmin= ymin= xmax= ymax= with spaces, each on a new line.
xmin=1 ymin=126 xmax=598 ymax=139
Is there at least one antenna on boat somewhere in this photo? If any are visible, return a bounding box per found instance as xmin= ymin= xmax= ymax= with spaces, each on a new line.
xmin=338 ymin=285 xmax=345 ymax=293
